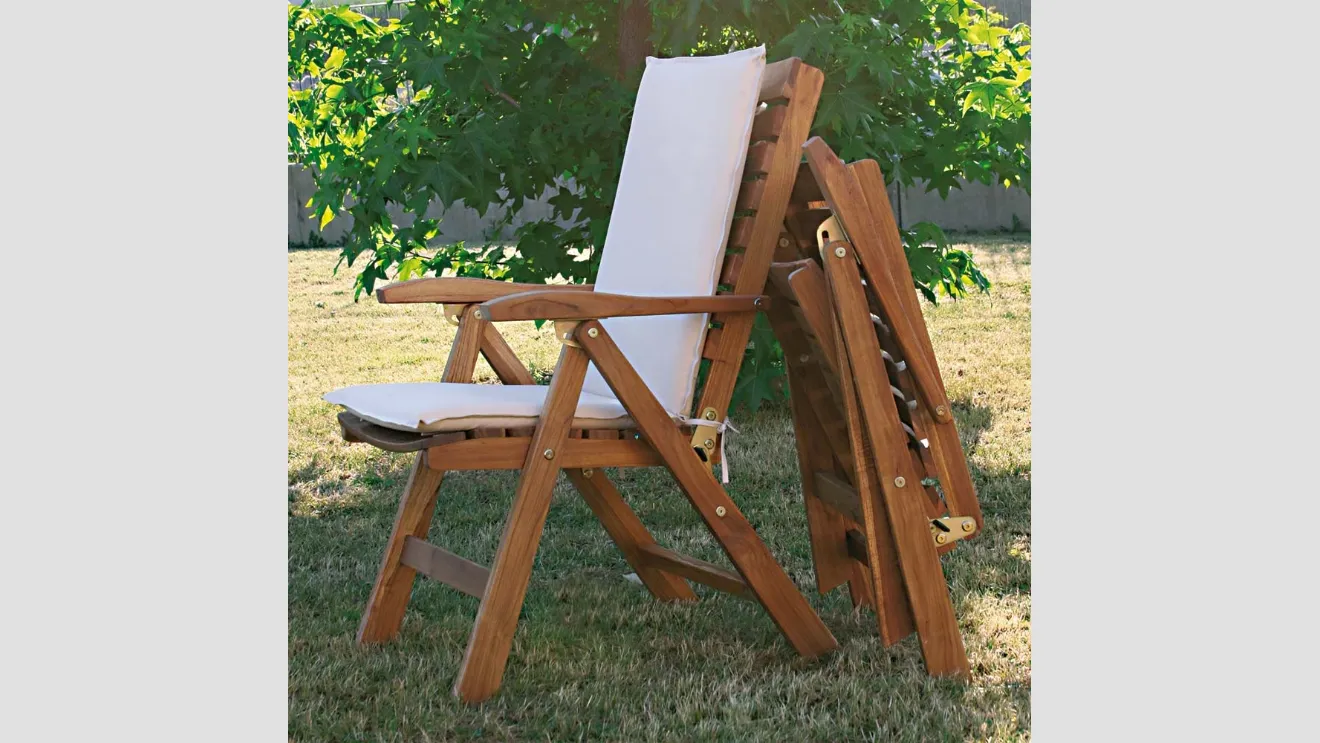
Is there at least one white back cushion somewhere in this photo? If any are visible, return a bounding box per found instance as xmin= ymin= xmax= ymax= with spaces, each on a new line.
xmin=581 ymin=45 xmax=766 ymax=418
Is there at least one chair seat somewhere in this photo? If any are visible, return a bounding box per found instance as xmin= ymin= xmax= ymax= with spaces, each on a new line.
xmin=324 ymin=383 xmax=631 ymax=434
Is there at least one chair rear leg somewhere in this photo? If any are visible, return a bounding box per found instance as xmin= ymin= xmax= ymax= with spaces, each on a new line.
xmin=357 ymin=451 xmax=447 ymax=644
xmin=566 ymin=468 xmax=697 ymax=602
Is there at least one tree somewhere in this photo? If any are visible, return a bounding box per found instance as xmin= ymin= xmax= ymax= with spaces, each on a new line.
xmin=288 ymin=0 xmax=1030 ymax=409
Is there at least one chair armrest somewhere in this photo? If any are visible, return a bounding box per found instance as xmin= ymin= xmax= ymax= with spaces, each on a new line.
xmin=375 ymin=277 xmax=594 ymax=304
xmin=477 ymin=290 xmax=768 ymax=322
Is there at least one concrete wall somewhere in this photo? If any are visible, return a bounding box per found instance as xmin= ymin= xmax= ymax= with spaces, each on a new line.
xmin=289 ymin=164 xmax=1029 ymax=245
xmin=288 ymin=164 xmax=573 ymax=245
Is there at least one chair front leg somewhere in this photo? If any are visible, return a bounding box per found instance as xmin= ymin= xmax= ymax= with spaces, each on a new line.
xmin=452 ymin=343 xmax=590 ymax=703
xmin=356 ymin=305 xmax=486 ymax=644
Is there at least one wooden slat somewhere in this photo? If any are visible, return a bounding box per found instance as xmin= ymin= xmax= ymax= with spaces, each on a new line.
xmin=700 ymin=327 xmax=723 ymax=360
xmin=695 ymin=61 xmax=825 ymax=424
xmin=787 ymin=368 xmax=856 ymax=596
xmin=758 ymin=57 xmax=799 ymax=101
xmin=791 ymin=161 xmax=824 ymax=203
xmin=578 ymin=319 xmax=837 ymax=658
xmin=822 ymin=229 xmax=968 ymax=677
xmin=845 ymin=529 xmax=870 ymax=566
xmin=750 ymin=105 xmax=789 ymax=141
xmin=813 ymin=471 xmax=861 ymax=522
xmin=727 ymin=217 xmax=755 ymax=249
xmin=744 ymin=141 xmax=776 ymax=176
xmin=427 ymin=436 xmax=663 ymax=471
xmin=719 ymin=251 xmax=745 ymax=286
xmin=453 ymin=345 xmax=589 ymax=702
xmin=400 ymin=536 xmax=490 ymax=599
xmin=637 ymin=544 xmax=750 ymax=598
xmin=735 ymin=179 xmax=767 ymax=212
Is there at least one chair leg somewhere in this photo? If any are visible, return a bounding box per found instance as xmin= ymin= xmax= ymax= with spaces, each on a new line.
xmin=566 ymin=468 xmax=698 ymax=602
xmin=357 ymin=451 xmax=447 ymax=644
xmin=576 ymin=320 xmax=838 ymax=658
xmin=452 ymin=345 xmax=589 ymax=703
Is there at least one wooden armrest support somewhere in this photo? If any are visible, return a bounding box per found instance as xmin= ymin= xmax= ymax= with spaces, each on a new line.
xmin=477 ymin=290 xmax=768 ymax=322
xmin=375 ymin=277 xmax=594 ymax=304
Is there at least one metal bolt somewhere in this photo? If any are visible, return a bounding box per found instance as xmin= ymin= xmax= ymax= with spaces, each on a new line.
xmin=834 ymin=246 xmax=847 ymax=258
xmin=704 ymin=410 xmax=717 ymax=421
xmin=753 ymin=297 xmax=764 ymax=308
xmin=703 ymin=439 xmax=715 ymax=450
xmin=935 ymin=405 xmax=946 ymax=416
xmin=715 ymin=506 xmax=727 ymax=517
xmin=799 ymin=354 xmax=810 ymax=363
xmin=587 ymin=327 xmax=599 ymax=338
xmin=543 ymin=448 xmax=554 ymax=460
xmin=778 ymin=237 xmax=790 ymax=248
xmin=935 ymin=533 xmax=947 ymax=545
xmin=894 ymin=476 xmax=906 ymax=488
xmin=473 ymin=309 xmax=483 ymax=319
xmin=961 ymin=520 xmax=974 ymax=533
xmin=582 ymin=468 xmax=594 ymax=478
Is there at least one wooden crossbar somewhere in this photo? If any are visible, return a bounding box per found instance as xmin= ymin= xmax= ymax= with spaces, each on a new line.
xmin=400 ymin=537 xmax=489 ymax=599
xmin=637 ymin=544 xmax=750 ymax=598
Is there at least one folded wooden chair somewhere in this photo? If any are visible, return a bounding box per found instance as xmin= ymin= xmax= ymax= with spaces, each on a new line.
xmin=324 ymin=48 xmax=837 ymax=703
xmin=759 ymin=137 xmax=984 ymax=678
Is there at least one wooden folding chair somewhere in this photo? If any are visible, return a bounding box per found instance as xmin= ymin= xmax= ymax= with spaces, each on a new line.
xmin=324 ymin=49 xmax=837 ymax=703
xmin=759 ymin=137 xmax=984 ymax=678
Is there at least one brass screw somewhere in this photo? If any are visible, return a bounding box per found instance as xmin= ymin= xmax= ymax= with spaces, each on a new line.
xmin=715 ymin=506 xmax=727 ymax=517
xmin=582 ymin=468 xmax=594 ymax=478
xmin=543 ymin=448 xmax=554 ymax=460
xmin=834 ymin=246 xmax=847 ymax=258
xmin=935 ymin=533 xmax=947 ymax=545
xmin=587 ymin=327 xmax=599 ymax=338
xmin=704 ymin=410 xmax=717 ymax=421
xmin=961 ymin=521 xmax=974 ymax=533
xmin=935 ymin=405 xmax=946 ymax=416
xmin=778 ymin=237 xmax=790 ymax=248
xmin=473 ymin=309 xmax=483 ymax=319
xmin=703 ymin=439 xmax=715 ymax=450
xmin=894 ymin=476 xmax=906 ymax=488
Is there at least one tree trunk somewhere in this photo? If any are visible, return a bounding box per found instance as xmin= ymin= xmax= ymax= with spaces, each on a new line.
xmin=617 ymin=0 xmax=653 ymax=80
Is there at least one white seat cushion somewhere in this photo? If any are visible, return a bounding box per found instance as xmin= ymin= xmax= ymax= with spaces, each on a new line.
xmin=582 ymin=45 xmax=766 ymax=418
xmin=325 ymin=383 xmax=631 ymax=434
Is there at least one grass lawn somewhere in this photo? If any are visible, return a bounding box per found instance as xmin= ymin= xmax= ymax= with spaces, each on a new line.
xmin=288 ymin=235 xmax=1031 ymax=741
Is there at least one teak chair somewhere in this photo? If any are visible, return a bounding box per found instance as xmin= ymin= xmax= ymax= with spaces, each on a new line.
xmin=324 ymin=48 xmax=836 ymax=703
xmin=760 ymin=137 xmax=984 ymax=678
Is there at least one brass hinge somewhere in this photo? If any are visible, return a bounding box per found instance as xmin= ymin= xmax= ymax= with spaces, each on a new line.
xmin=554 ymin=320 xmax=581 ymax=347
xmin=442 ymin=304 xmax=468 ymax=326
xmin=931 ymin=515 xmax=977 ymax=546
xmin=815 ymin=214 xmax=846 ymax=252
xmin=689 ymin=407 xmax=719 ymax=461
